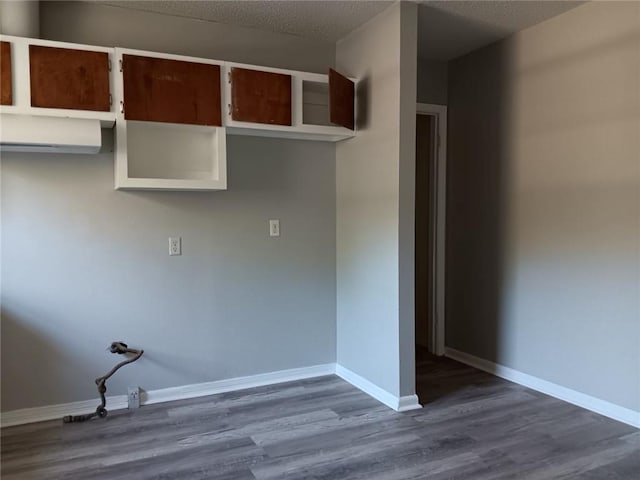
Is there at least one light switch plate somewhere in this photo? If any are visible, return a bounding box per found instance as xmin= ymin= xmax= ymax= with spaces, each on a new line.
xmin=269 ymin=220 xmax=280 ymax=237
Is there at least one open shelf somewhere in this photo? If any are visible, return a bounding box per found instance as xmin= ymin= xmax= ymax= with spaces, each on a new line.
xmin=302 ymin=80 xmax=332 ymax=127
xmin=115 ymin=121 xmax=226 ymax=191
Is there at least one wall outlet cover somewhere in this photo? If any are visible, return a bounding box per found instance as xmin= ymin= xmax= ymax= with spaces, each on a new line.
xmin=169 ymin=237 xmax=181 ymax=256
xmin=128 ymin=386 xmax=140 ymax=409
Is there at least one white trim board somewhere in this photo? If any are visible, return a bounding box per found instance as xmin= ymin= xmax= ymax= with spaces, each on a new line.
xmin=335 ymin=364 xmax=422 ymax=412
xmin=0 ymin=396 xmax=130 ymax=429
xmin=445 ymin=347 xmax=640 ymax=429
xmin=415 ymin=102 xmax=447 ymax=357
xmin=1 ymin=363 xmax=335 ymax=428
xmin=1 ymin=363 xmax=424 ymax=428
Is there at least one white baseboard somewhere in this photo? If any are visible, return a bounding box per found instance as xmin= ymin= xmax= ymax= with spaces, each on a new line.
xmin=397 ymin=394 xmax=422 ymax=412
xmin=1 ymin=362 xmax=427 ymax=428
xmin=0 ymin=396 xmax=129 ymax=428
xmin=141 ymin=363 xmax=336 ymax=406
xmin=445 ymin=347 xmax=640 ymax=429
xmin=1 ymin=363 xmax=336 ymax=428
xmin=335 ymin=364 xmax=422 ymax=412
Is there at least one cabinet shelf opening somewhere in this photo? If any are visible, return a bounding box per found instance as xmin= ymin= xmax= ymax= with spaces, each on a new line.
xmin=302 ymin=81 xmax=332 ymax=127
xmin=125 ymin=121 xmax=222 ymax=181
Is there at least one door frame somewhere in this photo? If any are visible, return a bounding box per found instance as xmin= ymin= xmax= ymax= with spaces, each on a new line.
xmin=416 ymin=102 xmax=447 ymax=356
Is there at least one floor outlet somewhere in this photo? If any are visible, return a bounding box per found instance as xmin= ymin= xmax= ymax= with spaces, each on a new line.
xmin=128 ymin=386 xmax=140 ymax=409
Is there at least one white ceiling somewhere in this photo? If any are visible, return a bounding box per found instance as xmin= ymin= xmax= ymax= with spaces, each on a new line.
xmin=97 ymin=0 xmax=585 ymax=61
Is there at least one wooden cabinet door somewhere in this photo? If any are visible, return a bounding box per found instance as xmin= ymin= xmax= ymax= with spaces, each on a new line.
xmin=329 ymin=68 xmax=355 ymax=130
xmin=1 ymin=41 xmax=12 ymax=105
xmin=231 ymin=68 xmax=292 ymax=126
xmin=123 ymin=55 xmax=221 ymax=126
xmin=29 ymin=45 xmax=110 ymax=111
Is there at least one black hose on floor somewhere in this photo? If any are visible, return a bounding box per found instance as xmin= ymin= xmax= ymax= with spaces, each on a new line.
xmin=63 ymin=341 xmax=144 ymax=423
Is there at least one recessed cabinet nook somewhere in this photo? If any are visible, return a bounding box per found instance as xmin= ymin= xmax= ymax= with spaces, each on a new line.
xmin=0 ymin=35 xmax=357 ymax=191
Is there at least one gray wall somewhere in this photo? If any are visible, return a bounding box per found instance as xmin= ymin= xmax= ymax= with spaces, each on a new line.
xmin=336 ymin=2 xmax=417 ymax=399
xmin=0 ymin=0 xmax=39 ymax=37
xmin=1 ymin=2 xmax=337 ymax=411
xmin=447 ymin=1 xmax=640 ymax=411
xmin=417 ymin=59 xmax=448 ymax=105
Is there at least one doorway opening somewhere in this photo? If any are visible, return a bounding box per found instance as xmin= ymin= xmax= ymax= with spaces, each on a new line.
xmin=415 ymin=103 xmax=447 ymax=402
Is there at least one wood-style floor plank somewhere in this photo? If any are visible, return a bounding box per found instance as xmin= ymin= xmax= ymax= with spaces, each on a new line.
xmin=2 ymin=351 xmax=638 ymax=479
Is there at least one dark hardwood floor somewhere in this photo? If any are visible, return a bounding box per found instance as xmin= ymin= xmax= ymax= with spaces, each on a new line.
xmin=2 ymin=351 xmax=638 ymax=479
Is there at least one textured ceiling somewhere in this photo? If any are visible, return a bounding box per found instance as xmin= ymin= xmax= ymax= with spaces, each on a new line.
xmin=96 ymin=0 xmax=585 ymax=61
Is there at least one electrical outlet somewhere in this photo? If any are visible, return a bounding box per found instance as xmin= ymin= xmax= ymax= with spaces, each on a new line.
xmin=128 ymin=386 xmax=140 ymax=409
xmin=169 ymin=237 xmax=181 ymax=256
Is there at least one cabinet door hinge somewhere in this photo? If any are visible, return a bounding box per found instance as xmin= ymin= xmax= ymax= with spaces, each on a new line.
xmin=228 ymin=103 xmax=231 ymax=116
xmin=119 ymin=59 xmax=123 ymax=72
xmin=120 ymin=101 xmax=124 ymax=115
xmin=108 ymin=59 xmax=112 ymax=72
xmin=109 ymin=93 xmax=112 ymax=106
xmin=228 ymin=71 xmax=231 ymax=84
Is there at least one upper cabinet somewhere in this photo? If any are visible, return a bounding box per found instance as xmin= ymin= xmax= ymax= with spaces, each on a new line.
xmin=230 ymin=67 xmax=292 ymax=126
xmin=113 ymin=48 xmax=226 ymax=191
xmin=122 ymin=54 xmax=221 ymax=126
xmin=1 ymin=34 xmax=357 ymax=143
xmin=1 ymin=41 xmax=12 ymax=105
xmin=1 ymin=35 xmax=359 ymax=190
xmin=0 ymin=35 xmax=116 ymax=126
xmin=29 ymin=45 xmax=110 ymax=112
xmin=225 ymin=62 xmax=356 ymax=142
